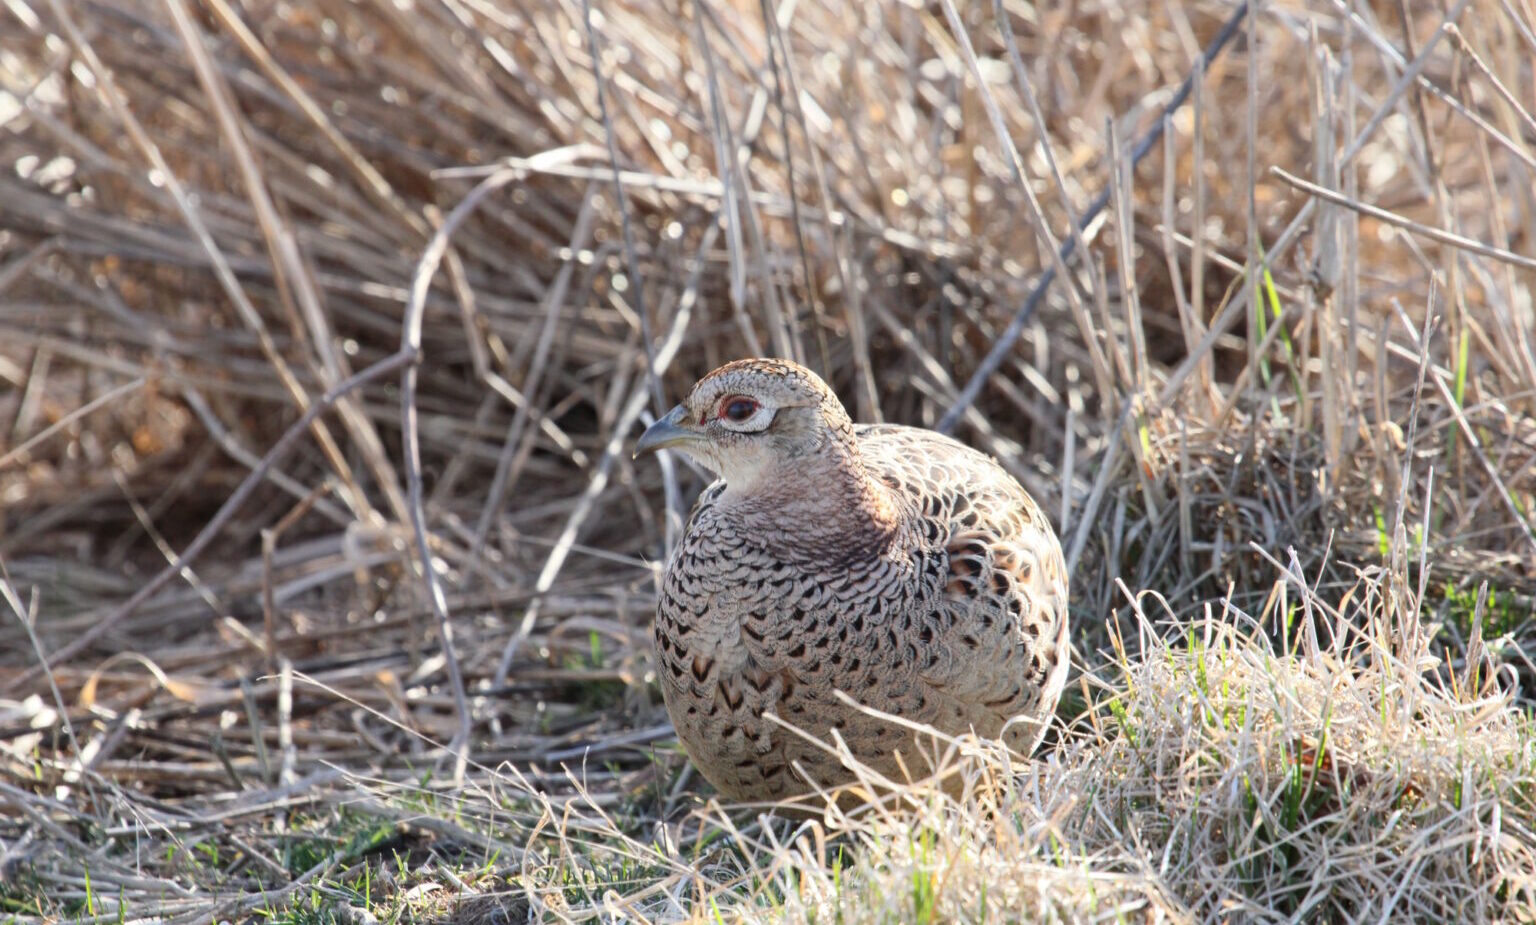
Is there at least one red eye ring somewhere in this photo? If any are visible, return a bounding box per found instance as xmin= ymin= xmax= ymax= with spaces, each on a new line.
xmin=719 ymin=396 xmax=759 ymax=423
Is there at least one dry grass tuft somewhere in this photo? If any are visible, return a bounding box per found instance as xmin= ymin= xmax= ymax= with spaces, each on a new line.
xmin=711 ymin=555 xmax=1536 ymax=923
xmin=1 ymin=0 xmax=1535 ymax=920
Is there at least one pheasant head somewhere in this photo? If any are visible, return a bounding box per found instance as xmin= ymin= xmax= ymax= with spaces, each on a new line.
xmin=634 ymin=358 xmax=859 ymax=493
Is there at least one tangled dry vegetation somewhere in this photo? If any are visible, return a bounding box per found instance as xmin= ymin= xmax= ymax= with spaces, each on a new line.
xmin=2 ymin=0 xmax=1535 ymax=921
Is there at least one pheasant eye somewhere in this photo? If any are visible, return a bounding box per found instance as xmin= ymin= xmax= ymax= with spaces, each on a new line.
xmin=721 ymin=397 xmax=759 ymax=423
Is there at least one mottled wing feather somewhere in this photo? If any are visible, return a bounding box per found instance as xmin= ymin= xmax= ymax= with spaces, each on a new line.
xmin=854 ymin=424 xmax=1070 ymax=750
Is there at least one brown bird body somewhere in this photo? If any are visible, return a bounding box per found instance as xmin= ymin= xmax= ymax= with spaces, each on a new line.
xmin=635 ymin=359 xmax=1069 ymax=803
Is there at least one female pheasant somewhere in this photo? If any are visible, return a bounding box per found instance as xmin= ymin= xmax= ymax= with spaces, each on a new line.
xmin=635 ymin=358 xmax=1069 ymax=803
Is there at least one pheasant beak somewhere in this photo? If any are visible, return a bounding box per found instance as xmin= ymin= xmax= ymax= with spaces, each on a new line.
xmin=635 ymin=404 xmax=703 ymax=457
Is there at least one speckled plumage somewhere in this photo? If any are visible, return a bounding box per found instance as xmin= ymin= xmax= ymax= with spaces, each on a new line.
xmin=640 ymin=359 xmax=1069 ymax=803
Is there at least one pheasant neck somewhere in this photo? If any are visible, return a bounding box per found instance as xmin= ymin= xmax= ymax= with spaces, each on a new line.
xmin=728 ymin=446 xmax=905 ymax=562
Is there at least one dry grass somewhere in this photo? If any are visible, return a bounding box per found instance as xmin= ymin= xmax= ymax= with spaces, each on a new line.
xmin=746 ymin=579 xmax=1536 ymax=924
xmin=1 ymin=0 xmax=1535 ymax=921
